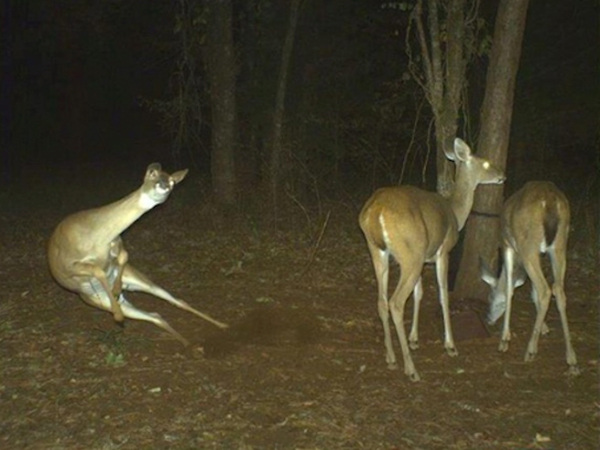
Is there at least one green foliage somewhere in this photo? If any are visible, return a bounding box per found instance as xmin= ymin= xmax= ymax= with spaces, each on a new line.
xmin=104 ymin=352 xmax=126 ymax=367
xmin=95 ymin=329 xmax=128 ymax=367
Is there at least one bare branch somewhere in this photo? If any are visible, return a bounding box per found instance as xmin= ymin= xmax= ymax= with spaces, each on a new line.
xmin=412 ymin=1 xmax=434 ymax=97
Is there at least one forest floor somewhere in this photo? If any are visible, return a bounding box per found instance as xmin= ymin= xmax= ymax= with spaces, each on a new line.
xmin=1 ymin=167 xmax=598 ymax=449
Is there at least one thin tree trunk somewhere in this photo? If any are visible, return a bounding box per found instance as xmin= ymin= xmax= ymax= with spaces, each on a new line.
xmin=437 ymin=0 xmax=466 ymax=193
xmin=411 ymin=0 xmax=467 ymax=195
xmin=205 ymin=0 xmax=237 ymax=208
xmin=269 ymin=0 xmax=301 ymax=219
xmin=453 ymin=0 xmax=530 ymax=299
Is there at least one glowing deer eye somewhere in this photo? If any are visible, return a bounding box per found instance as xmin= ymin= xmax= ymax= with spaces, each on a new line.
xmin=483 ymin=161 xmax=490 ymax=169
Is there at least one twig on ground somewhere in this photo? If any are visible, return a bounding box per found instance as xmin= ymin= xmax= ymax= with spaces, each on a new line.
xmin=300 ymin=210 xmax=331 ymax=278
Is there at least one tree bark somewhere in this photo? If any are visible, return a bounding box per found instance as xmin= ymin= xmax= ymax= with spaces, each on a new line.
xmin=453 ymin=0 xmax=530 ymax=299
xmin=411 ymin=0 xmax=467 ymax=195
xmin=268 ymin=0 xmax=301 ymax=218
xmin=205 ymin=0 xmax=237 ymax=208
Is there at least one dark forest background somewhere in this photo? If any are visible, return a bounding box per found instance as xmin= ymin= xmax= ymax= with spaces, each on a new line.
xmin=1 ymin=0 xmax=598 ymax=238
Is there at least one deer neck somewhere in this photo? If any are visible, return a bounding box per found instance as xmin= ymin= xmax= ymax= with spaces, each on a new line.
xmin=86 ymin=188 xmax=156 ymax=243
xmin=448 ymin=166 xmax=477 ymax=231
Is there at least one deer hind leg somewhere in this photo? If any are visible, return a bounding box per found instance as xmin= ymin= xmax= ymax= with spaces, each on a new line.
xmin=78 ymin=285 xmax=187 ymax=345
xmin=121 ymin=264 xmax=228 ymax=329
xmin=530 ymin=287 xmax=550 ymax=335
xmin=549 ymin=246 xmax=579 ymax=375
xmin=389 ymin=260 xmax=424 ymax=382
xmin=522 ymin=255 xmax=551 ymax=362
xmin=435 ymin=251 xmax=457 ymax=356
xmin=408 ymin=277 xmax=423 ymax=350
xmin=117 ymin=295 xmax=189 ymax=346
xmin=73 ymin=262 xmax=124 ymax=322
xmin=366 ymin=244 xmax=396 ymax=368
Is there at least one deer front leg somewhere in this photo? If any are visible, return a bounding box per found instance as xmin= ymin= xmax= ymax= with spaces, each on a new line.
xmin=109 ymin=239 xmax=128 ymax=298
xmin=72 ymin=262 xmax=124 ymax=322
xmin=121 ymin=264 xmax=228 ymax=329
xmin=435 ymin=252 xmax=457 ymax=357
xmin=499 ymin=247 xmax=516 ymax=352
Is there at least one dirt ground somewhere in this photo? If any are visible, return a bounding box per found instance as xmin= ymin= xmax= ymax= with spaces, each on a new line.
xmin=1 ymin=171 xmax=598 ymax=449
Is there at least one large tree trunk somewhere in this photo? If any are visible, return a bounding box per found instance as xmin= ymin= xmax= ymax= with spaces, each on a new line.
xmin=453 ymin=0 xmax=530 ymax=299
xmin=268 ymin=0 xmax=301 ymax=218
xmin=205 ymin=0 xmax=237 ymax=208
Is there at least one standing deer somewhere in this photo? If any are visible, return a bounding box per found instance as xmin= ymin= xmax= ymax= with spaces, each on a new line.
xmin=48 ymin=163 xmax=228 ymax=346
xmin=359 ymin=138 xmax=505 ymax=381
xmin=480 ymin=181 xmax=579 ymax=375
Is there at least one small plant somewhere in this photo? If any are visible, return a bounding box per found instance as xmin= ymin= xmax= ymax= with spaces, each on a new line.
xmin=94 ymin=329 xmax=127 ymax=367
xmin=105 ymin=351 xmax=126 ymax=367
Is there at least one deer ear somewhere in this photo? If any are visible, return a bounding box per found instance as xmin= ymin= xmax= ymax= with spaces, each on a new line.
xmin=479 ymin=256 xmax=497 ymax=287
xmin=171 ymin=169 xmax=188 ymax=184
xmin=146 ymin=163 xmax=162 ymax=180
xmin=450 ymin=138 xmax=472 ymax=162
xmin=514 ymin=266 xmax=527 ymax=288
xmin=445 ymin=138 xmax=471 ymax=162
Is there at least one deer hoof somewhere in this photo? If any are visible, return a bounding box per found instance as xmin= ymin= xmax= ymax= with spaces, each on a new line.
xmin=541 ymin=322 xmax=550 ymax=335
xmin=408 ymin=371 xmax=421 ymax=382
xmin=446 ymin=346 xmax=458 ymax=357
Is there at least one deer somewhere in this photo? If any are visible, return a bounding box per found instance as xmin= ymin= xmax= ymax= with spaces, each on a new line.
xmin=479 ymin=181 xmax=579 ymax=375
xmin=358 ymin=138 xmax=505 ymax=381
xmin=47 ymin=163 xmax=228 ymax=346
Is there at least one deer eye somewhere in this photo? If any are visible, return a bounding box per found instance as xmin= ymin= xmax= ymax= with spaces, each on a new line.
xmin=483 ymin=161 xmax=490 ymax=169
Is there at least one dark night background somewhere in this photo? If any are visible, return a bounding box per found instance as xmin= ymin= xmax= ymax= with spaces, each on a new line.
xmin=1 ymin=1 xmax=597 ymax=193
xmin=0 ymin=3 xmax=599 ymax=447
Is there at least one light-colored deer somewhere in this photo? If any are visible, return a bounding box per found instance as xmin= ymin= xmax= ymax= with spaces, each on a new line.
xmin=480 ymin=181 xmax=579 ymax=375
xmin=48 ymin=163 xmax=228 ymax=345
xmin=359 ymin=138 xmax=505 ymax=381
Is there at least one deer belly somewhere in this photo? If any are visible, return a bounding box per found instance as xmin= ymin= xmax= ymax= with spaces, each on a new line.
xmin=78 ymin=277 xmax=115 ymax=311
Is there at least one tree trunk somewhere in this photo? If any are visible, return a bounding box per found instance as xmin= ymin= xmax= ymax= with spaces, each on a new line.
xmin=453 ymin=0 xmax=530 ymax=299
xmin=437 ymin=0 xmax=466 ymax=194
xmin=411 ymin=0 xmax=467 ymax=195
xmin=268 ymin=0 xmax=301 ymax=218
xmin=205 ymin=0 xmax=237 ymax=208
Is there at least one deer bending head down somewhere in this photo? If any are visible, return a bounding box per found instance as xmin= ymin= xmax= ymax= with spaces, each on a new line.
xmin=359 ymin=138 xmax=505 ymax=381
xmin=480 ymin=181 xmax=579 ymax=375
xmin=48 ymin=163 xmax=228 ymax=346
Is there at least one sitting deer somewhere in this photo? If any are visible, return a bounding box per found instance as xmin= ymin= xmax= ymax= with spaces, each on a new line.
xmin=480 ymin=181 xmax=579 ymax=375
xmin=47 ymin=163 xmax=228 ymax=345
xmin=359 ymin=138 xmax=505 ymax=381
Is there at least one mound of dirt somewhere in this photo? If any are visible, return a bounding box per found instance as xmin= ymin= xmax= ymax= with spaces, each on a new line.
xmin=203 ymin=305 xmax=321 ymax=358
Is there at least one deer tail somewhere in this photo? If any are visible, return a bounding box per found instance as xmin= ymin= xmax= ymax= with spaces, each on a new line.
xmin=543 ymin=198 xmax=560 ymax=247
